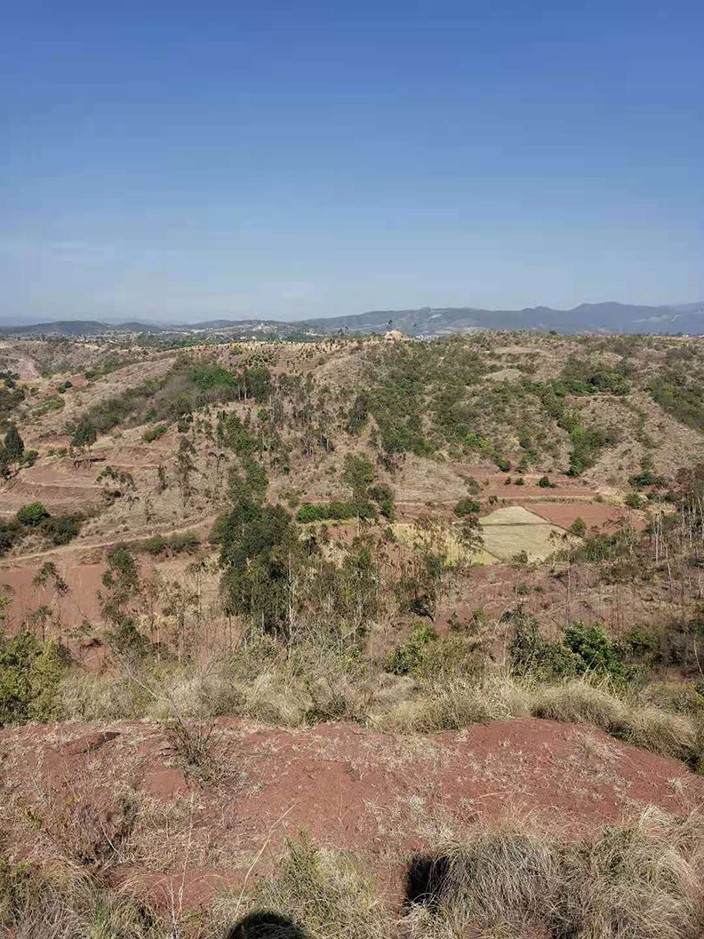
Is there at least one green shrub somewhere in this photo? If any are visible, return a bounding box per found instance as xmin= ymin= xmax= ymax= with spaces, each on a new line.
xmin=296 ymin=501 xmax=377 ymax=523
xmin=169 ymin=530 xmax=201 ymax=552
xmin=70 ymin=419 xmax=97 ymax=450
xmin=564 ymin=621 xmax=630 ymax=679
xmin=141 ymin=531 xmax=201 ymax=555
xmin=342 ymin=453 xmax=374 ymax=496
xmin=218 ymin=498 xmax=299 ymax=632
xmin=556 ymin=356 xmax=632 ymax=396
xmin=0 ymin=630 xmax=69 ymax=726
xmin=143 ymin=423 xmax=168 ymax=443
xmin=16 ymin=502 xmax=49 ymax=527
xmin=509 ymin=615 xmax=578 ymax=679
xmin=570 ymin=516 xmax=587 ymax=537
xmin=141 ymin=534 xmax=167 ymax=554
xmin=509 ymin=615 xmax=629 ymax=682
xmin=386 ymin=623 xmax=438 ymax=675
xmin=629 ymin=468 xmax=667 ymax=489
xmin=368 ymin=483 xmax=395 ymax=519
xmin=3 ymin=425 xmax=24 ymax=463
xmin=41 ymin=513 xmax=83 ymax=545
xmin=454 ymin=497 xmax=481 ymax=517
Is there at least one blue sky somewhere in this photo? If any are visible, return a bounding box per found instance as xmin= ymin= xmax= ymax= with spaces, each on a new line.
xmin=2 ymin=0 xmax=702 ymax=322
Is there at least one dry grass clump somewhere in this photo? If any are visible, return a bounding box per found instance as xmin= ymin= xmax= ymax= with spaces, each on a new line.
xmin=60 ymin=667 xmax=152 ymax=721
xmin=529 ymin=679 xmax=628 ymax=731
xmin=59 ymin=652 xmax=308 ymax=727
xmin=556 ymin=809 xmax=704 ymax=939
xmin=38 ymin=787 xmax=138 ymax=872
xmin=405 ymin=822 xmax=558 ymax=937
xmin=405 ymin=809 xmax=704 ymax=939
xmin=3 ymin=813 xmax=704 ymax=938
xmin=0 ymin=857 xmax=166 ymax=938
xmin=58 ymin=653 xmax=704 ymax=769
xmin=380 ymin=674 xmax=531 ymax=733
xmin=215 ymin=835 xmax=391 ymax=939
xmin=529 ymin=679 xmax=702 ymax=767
xmin=625 ymin=705 xmax=701 ymax=767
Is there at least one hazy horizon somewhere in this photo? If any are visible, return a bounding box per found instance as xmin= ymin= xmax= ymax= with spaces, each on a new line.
xmin=2 ymin=297 xmax=704 ymax=330
xmin=3 ymin=1 xmax=703 ymax=324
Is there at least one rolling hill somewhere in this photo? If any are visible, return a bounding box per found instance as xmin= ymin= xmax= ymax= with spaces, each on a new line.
xmin=2 ymin=299 xmax=704 ymax=339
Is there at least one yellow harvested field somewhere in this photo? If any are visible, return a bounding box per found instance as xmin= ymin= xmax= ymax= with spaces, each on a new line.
xmin=480 ymin=505 xmax=571 ymax=562
xmin=393 ymin=505 xmax=573 ymax=566
xmin=391 ymin=522 xmax=498 ymax=566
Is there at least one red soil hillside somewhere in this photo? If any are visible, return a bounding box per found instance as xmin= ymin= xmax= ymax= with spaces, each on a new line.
xmin=1 ymin=717 xmax=701 ymax=913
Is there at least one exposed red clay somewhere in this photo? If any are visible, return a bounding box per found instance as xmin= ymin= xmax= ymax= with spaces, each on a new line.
xmin=1 ymin=717 xmax=701 ymax=912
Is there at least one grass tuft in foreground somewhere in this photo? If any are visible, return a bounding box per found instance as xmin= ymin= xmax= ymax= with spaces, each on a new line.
xmin=3 ymin=811 xmax=704 ymax=938
xmin=404 ymin=809 xmax=704 ymax=939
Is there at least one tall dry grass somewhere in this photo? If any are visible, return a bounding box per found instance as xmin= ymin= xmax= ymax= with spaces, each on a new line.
xmin=0 ymin=859 xmax=167 ymax=938
xmin=405 ymin=809 xmax=704 ymax=939
xmin=3 ymin=811 xmax=704 ymax=937
xmin=214 ymin=835 xmax=391 ymax=939
xmin=57 ymin=647 xmax=704 ymax=771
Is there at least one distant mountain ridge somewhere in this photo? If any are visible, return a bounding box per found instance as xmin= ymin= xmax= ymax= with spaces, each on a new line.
xmin=0 ymin=320 xmax=167 ymax=337
xmin=1 ymin=301 xmax=703 ymax=339
xmin=301 ymin=301 xmax=704 ymax=336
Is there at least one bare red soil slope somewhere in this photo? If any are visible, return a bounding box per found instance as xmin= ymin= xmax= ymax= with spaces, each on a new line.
xmin=1 ymin=717 xmax=701 ymax=912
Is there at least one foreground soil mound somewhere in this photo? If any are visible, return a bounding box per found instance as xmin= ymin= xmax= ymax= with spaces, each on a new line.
xmin=2 ymin=717 xmax=702 ymax=912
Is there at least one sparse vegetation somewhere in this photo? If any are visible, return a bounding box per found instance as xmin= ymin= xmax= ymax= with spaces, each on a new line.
xmin=5 ymin=332 xmax=704 ymax=936
xmin=143 ymin=423 xmax=169 ymax=443
xmin=296 ymin=500 xmax=376 ymax=523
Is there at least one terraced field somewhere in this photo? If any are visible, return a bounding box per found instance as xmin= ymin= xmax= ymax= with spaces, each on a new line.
xmin=480 ymin=504 xmax=573 ymax=561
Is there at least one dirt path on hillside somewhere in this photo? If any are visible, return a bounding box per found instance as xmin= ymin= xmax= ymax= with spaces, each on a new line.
xmin=0 ymin=512 xmax=224 ymax=568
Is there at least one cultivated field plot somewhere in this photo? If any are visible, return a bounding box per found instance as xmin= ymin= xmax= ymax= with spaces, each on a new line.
xmin=529 ymin=501 xmax=637 ymax=532
xmin=479 ymin=505 xmax=571 ymax=562
xmin=0 ymin=459 xmax=103 ymax=518
xmin=392 ymin=521 xmax=499 ymax=565
xmin=393 ymin=505 xmax=571 ymax=565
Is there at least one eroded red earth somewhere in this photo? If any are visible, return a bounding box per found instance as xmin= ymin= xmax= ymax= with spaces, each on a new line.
xmin=1 ymin=717 xmax=701 ymax=912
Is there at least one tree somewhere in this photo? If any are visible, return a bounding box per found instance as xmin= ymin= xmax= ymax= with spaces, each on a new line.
xmin=100 ymin=546 xmax=148 ymax=655
xmin=343 ymin=453 xmax=374 ymax=498
xmin=216 ymin=496 xmax=300 ymax=635
xmin=32 ymin=562 xmax=68 ymax=641
xmin=176 ymin=437 xmax=196 ymax=506
xmin=33 ymin=560 xmax=68 ymax=595
xmin=4 ymin=425 xmax=24 ymax=464
xmin=71 ymin=419 xmax=97 ymax=455
xmin=457 ymin=514 xmax=485 ymax=556
xmin=454 ymin=497 xmax=481 ymax=517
